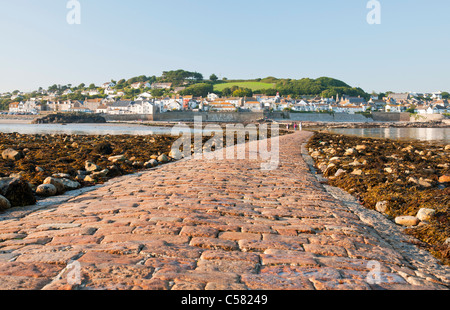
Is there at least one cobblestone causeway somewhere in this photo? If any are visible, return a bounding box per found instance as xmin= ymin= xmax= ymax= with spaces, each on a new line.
xmin=0 ymin=131 xmax=449 ymax=290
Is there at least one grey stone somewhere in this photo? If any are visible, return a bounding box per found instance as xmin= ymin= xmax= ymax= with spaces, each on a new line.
xmin=36 ymin=184 xmax=57 ymax=197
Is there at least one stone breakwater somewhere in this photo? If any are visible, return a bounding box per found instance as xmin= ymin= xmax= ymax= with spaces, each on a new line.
xmin=0 ymin=131 xmax=448 ymax=290
xmin=307 ymin=132 xmax=450 ymax=265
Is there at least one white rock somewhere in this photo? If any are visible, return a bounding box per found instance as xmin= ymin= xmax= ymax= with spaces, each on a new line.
xmin=416 ymin=208 xmax=436 ymax=222
xmin=334 ymin=169 xmax=346 ymax=177
xmin=395 ymin=216 xmax=420 ymax=227
xmin=375 ymin=201 xmax=388 ymax=214
xmin=108 ymin=155 xmax=126 ymax=163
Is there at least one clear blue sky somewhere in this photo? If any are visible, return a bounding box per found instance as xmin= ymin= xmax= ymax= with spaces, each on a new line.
xmin=0 ymin=0 xmax=449 ymax=94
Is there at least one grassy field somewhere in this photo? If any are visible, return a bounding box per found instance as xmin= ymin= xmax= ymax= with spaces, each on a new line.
xmin=213 ymin=81 xmax=275 ymax=92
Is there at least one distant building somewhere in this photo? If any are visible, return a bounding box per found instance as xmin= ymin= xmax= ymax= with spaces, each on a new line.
xmin=151 ymin=83 xmax=172 ymax=90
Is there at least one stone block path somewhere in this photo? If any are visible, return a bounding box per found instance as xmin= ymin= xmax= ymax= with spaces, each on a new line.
xmin=0 ymin=131 xmax=449 ymax=290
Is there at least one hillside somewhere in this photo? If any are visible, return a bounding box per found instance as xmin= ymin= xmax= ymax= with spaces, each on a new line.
xmin=214 ymin=81 xmax=275 ymax=92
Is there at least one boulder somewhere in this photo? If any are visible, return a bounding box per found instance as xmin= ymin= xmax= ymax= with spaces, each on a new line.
xmin=395 ymin=216 xmax=420 ymax=227
xmin=0 ymin=195 xmax=11 ymax=211
xmin=416 ymin=208 xmax=436 ymax=222
xmin=60 ymin=178 xmax=81 ymax=191
xmin=445 ymin=145 xmax=450 ymax=151
xmin=36 ymin=184 xmax=58 ymax=197
xmin=2 ymin=148 xmax=23 ymax=161
xmin=43 ymin=177 xmax=65 ymax=194
xmin=0 ymin=177 xmax=36 ymax=207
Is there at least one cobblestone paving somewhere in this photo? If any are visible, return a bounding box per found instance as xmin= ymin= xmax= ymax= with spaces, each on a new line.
xmin=0 ymin=131 xmax=449 ymax=290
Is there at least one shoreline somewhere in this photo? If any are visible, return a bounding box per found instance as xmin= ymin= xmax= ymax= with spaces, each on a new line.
xmin=0 ymin=128 xmax=285 ymax=212
xmin=306 ymin=131 xmax=450 ymax=265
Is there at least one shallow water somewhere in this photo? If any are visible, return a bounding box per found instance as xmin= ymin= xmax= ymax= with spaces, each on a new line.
xmin=0 ymin=123 xmax=191 ymax=136
xmin=326 ymin=127 xmax=450 ymax=144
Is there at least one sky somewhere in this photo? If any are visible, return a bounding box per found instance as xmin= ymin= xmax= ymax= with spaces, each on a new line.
xmin=0 ymin=0 xmax=449 ymax=94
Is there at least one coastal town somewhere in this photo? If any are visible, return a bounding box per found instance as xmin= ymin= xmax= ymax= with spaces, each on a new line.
xmin=2 ymin=81 xmax=450 ymax=116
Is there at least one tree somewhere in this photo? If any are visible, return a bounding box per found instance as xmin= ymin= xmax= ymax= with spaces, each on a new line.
xmin=209 ymin=74 xmax=218 ymax=82
xmin=180 ymin=83 xmax=213 ymax=97
xmin=441 ymin=92 xmax=449 ymax=99
xmin=89 ymin=83 xmax=96 ymax=89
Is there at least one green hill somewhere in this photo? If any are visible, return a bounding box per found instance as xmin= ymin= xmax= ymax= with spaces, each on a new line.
xmin=213 ymin=81 xmax=275 ymax=92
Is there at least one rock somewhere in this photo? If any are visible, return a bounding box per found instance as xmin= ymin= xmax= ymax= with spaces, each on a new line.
xmin=351 ymin=169 xmax=363 ymax=176
xmin=384 ymin=168 xmax=393 ymax=174
xmin=83 ymin=175 xmax=96 ymax=182
xmin=408 ymin=177 xmax=419 ymax=185
xmin=418 ymin=178 xmax=432 ymax=188
xmin=71 ymin=142 xmax=79 ymax=148
xmin=91 ymin=169 xmax=109 ymax=178
xmin=344 ymin=148 xmax=356 ymax=156
xmin=444 ymin=238 xmax=450 ymax=246
xmin=60 ymin=178 xmax=81 ymax=191
xmin=0 ymin=195 xmax=11 ymax=211
xmin=85 ymin=161 xmax=101 ymax=172
xmin=0 ymin=177 xmax=36 ymax=207
xmin=52 ymin=173 xmax=71 ymax=179
xmin=445 ymin=145 xmax=450 ymax=151
xmin=36 ymin=184 xmax=58 ymax=197
xmin=2 ymin=148 xmax=23 ymax=161
xmin=334 ymin=169 xmax=346 ymax=177
xmin=169 ymin=149 xmax=183 ymax=160
xmin=108 ymin=155 xmax=126 ymax=163
xmin=438 ymin=175 xmax=450 ymax=183
xmin=375 ymin=201 xmax=389 ymax=214
xmin=402 ymin=145 xmax=414 ymax=152
xmin=395 ymin=216 xmax=420 ymax=227
xmin=35 ymin=167 xmax=44 ymax=173
xmin=144 ymin=159 xmax=159 ymax=168
xmin=157 ymin=154 xmax=169 ymax=163
xmin=9 ymin=172 xmax=25 ymax=179
xmin=349 ymin=160 xmax=362 ymax=166
xmin=416 ymin=208 xmax=436 ymax=222
xmin=43 ymin=177 xmax=65 ymax=194
xmin=355 ymin=145 xmax=367 ymax=151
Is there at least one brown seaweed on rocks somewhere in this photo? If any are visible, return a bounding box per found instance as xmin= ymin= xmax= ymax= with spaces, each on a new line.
xmin=307 ymin=131 xmax=450 ymax=265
